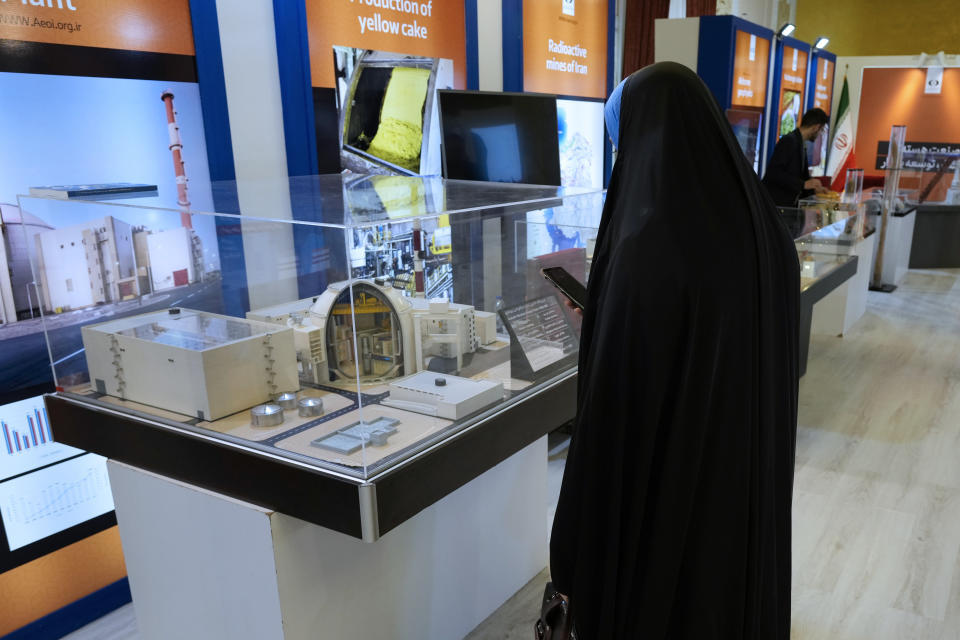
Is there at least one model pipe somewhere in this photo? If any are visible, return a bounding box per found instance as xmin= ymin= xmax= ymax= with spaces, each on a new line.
xmin=161 ymin=90 xmax=192 ymax=229
xmin=412 ymin=218 xmax=425 ymax=297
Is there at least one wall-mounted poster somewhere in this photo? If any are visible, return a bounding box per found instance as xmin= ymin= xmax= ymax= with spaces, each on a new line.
xmin=557 ymin=98 xmax=604 ymax=189
xmin=730 ymin=29 xmax=770 ymax=109
xmin=0 ymin=0 xmax=220 ymax=573
xmin=304 ymin=0 xmax=468 ymax=174
xmin=777 ymin=45 xmax=808 ymax=142
xmin=333 ymin=46 xmax=453 ymax=176
xmin=306 ymin=0 xmax=467 ymax=90
xmin=812 ymin=57 xmax=834 ymax=113
xmin=0 ymin=0 xmax=195 ymax=55
xmin=522 ymin=0 xmax=608 ymax=99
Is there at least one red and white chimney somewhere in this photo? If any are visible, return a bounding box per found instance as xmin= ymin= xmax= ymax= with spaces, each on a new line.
xmin=161 ymin=90 xmax=192 ymax=229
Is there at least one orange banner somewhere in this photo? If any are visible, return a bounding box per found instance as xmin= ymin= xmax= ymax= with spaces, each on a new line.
xmin=0 ymin=0 xmax=195 ymax=56
xmin=306 ymin=0 xmax=466 ymax=89
xmin=775 ymin=45 xmax=808 ymax=141
xmin=522 ymin=0 xmax=607 ymax=99
xmin=856 ymin=67 xmax=960 ymax=179
xmin=730 ymin=29 xmax=770 ymax=109
xmin=812 ymin=57 xmax=834 ymax=113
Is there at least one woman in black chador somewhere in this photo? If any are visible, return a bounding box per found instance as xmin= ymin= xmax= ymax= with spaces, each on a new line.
xmin=550 ymin=62 xmax=800 ymax=638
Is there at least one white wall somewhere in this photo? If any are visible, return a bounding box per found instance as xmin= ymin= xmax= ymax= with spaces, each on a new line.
xmin=655 ymin=18 xmax=700 ymax=71
xmin=716 ymin=0 xmax=780 ymax=30
xmin=0 ymin=232 xmax=14 ymax=323
xmin=477 ymin=0 xmax=503 ymax=91
xmin=147 ymin=228 xmax=195 ymax=291
xmin=215 ymin=0 xmax=299 ymax=309
xmin=37 ymin=225 xmax=96 ymax=311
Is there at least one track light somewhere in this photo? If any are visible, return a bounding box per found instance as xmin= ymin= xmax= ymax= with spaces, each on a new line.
xmin=777 ymin=23 xmax=795 ymax=38
xmin=814 ymin=37 xmax=829 ymax=50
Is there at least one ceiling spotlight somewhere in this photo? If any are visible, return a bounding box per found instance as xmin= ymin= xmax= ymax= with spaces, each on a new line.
xmin=814 ymin=37 xmax=829 ymax=50
xmin=777 ymin=23 xmax=796 ymax=38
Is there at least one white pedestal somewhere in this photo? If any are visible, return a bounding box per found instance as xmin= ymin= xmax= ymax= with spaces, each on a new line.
xmin=811 ymin=232 xmax=877 ymax=336
xmin=108 ymin=437 xmax=548 ymax=640
xmin=872 ymin=211 xmax=917 ymax=287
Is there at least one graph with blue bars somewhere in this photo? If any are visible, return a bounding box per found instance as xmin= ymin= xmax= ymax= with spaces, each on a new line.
xmin=2 ymin=407 xmax=52 ymax=455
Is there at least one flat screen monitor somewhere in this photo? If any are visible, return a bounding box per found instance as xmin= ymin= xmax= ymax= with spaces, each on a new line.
xmin=726 ymin=108 xmax=764 ymax=173
xmin=438 ymin=91 xmax=561 ymax=186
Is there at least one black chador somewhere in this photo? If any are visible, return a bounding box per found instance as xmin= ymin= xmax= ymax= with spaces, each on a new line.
xmin=550 ymin=62 xmax=800 ymax=639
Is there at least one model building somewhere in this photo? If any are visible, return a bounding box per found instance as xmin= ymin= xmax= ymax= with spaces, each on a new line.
xmin=382 ymin=372 xmax=504 ymax=420
xmin=248 ymin=279 xmax=497 ymax=386
xmin=82 ymin=308 xmax=298 ymax=420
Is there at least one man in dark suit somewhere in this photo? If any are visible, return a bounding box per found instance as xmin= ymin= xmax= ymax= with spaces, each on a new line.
xmin=762 ymin=108 xmax=830 ymax=206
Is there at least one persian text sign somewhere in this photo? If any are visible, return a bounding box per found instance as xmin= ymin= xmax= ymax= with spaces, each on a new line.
xmin=730 ymin=29 xmax=770 ymax=109
xmin=522 ymin=0 xmax=607 ymax=99
xmin=813 ymin=57 xmax=834 ymax=113
xmin=306 ymin=0 xmax=466 ymax=88
xmin=0 ymin=0 xmax=195 ymax=55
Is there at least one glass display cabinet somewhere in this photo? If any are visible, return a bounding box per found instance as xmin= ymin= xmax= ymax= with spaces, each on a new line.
xmin=781 ymin=200 xmax=871 ymax=375
xmin=888 ymin=150 xmax=960 ymax=206
xmin=21 ymin=175 xmax=603 ymax=541
xmin=893 ymin=150 xmax=960 ymax=269
xmin=792 ymin=197 xmax=873 ymax=290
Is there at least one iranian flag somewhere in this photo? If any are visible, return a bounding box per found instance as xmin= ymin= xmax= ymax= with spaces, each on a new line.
xmin=826 ymin=74 xmax=857 ymax=191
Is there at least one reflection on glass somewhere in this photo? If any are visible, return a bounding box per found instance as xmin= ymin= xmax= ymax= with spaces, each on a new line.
xmin=115 ymin=312 xmax=256 ymax=351
xmin=22 ymin=180 xmax=606 ymax=479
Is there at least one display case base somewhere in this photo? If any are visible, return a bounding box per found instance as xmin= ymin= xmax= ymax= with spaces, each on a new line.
xmin=868 ymin=283 xmax=898 ymax=293
xmin=107 ymin=437 xmax=548 ymax=640
xmin=811 ymin=233 xmax=876 ymax=336
xmin=798 ymin=256 xmax=859 ymax=377
xmin=870 ymin=209 xmax=916 ymax=287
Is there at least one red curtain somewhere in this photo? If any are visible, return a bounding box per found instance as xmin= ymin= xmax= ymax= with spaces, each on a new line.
xmin=686 ymin=0 xmax=716 ymax=18
xmin=622 ymin=0 xmax=670 ymax=79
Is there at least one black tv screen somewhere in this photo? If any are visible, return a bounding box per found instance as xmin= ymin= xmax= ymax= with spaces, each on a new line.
xmin=438 ymin=91 xmax=561 ymax=186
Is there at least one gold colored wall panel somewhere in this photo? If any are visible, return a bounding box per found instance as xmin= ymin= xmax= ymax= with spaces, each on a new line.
xmin=796 ymin=0 xmax=960 ymax=57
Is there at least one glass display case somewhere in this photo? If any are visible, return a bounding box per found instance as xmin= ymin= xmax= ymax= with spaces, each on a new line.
xmin=20 ymin=175 xmax=603 ymax=539
xmin=781 ymin=199 xmax=869 ymax=375
xmin=884 ymin=150 xmax=960 ymax=206
xmin=784 ymin=198 xmax=872 ymax=291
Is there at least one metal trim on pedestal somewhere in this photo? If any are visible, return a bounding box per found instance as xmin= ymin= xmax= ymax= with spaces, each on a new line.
xmin=46 ymin=370 xmax=577 ymax=542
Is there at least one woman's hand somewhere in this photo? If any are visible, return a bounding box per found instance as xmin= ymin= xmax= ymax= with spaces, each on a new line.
xmin=563 ymin=298 xmax=583 ymax=316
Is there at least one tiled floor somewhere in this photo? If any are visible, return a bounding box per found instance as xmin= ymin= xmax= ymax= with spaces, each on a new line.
xmin=64 ymin=269 xmax=960 ymax=639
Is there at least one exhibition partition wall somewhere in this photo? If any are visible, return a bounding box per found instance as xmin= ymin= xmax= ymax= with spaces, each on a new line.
xmin=502 ymin=0 xmax=614 ymax=189
xmin=808 ymin=50 xmax=836 ymax=114
xmin=765 ymin=35 xmax=811 ymax=170
xmin=0 ymin=1 xmax=224 ymax=635
xmin=807 ymin=48 xmax=836 ymax=175
xmin=272 ymin=0 xmax=614 ymax=188
xmin=654 ymin=15 xmax=775 ymax=173
xmin=855 ymin=67 xmax=960 ymax=191
xmin=274 ymin=0 xmax=476 ymax=177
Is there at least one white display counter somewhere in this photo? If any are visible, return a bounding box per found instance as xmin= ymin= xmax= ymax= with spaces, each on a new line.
xmin=108 ymin=437 xmax=548 ymax=640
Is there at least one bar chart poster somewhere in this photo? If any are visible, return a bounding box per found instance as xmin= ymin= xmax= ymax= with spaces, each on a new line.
xmin=0 ymin=396 xmax=80 ymax=482
xmin=0 ymin=453 xmax=114 ymax=551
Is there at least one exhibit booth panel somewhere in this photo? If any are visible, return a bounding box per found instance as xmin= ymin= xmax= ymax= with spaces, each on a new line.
xmin=765 ymin=36 xmax=812 ymax=172
xmin=25 ymin=176 xmax=603 ymax=537
xmin=779 ymin=200 xmax=871 ymax=374
xmin=787 ymin=200 xmax=873 ymax=292
xmin=655 ymin=15 xmax=775 ymax=173
xmin=793 ymin=198 xmax=876 ymax=336
xmin=806 ymin=49 xmax=837 ymax=177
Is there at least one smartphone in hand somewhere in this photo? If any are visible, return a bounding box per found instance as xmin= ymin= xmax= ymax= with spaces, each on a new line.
xmin=541 ymin=267 xmax=587 ymax=310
